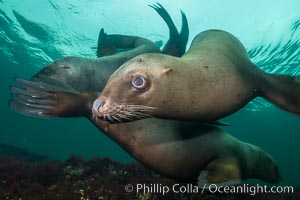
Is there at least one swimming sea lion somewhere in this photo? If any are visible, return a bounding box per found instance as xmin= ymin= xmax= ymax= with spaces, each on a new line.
xmin=97 ymin=3 xmax=189 ymax=58
xmin=8 ymin=4 xmax=280 ymax=185
xmin=93 ymin=30 xmax=300 ymax=123
xmin=32 ymin=4 xmax=189 ymax=92
xmin=31 ymin=35 xmax=159 ymax=92
xmin=10 ymin=78 xmax=280 ymax=184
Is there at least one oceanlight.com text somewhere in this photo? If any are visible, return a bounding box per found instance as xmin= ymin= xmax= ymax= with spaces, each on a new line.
xmin=124 ymin=183 xmax=294 ymax=196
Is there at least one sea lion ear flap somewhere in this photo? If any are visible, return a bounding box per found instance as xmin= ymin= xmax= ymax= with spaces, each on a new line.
xmin=161 ymin=68 xmax=173 ymax=75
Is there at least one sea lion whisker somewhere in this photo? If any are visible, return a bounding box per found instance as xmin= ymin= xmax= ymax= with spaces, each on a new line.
xmin=126 ymin=111 xmax=153 ymax=119
xmin=117 ymin=110 xmax=143 ymax=120
xmin=129 ymin=108 xmax=156 ymax=112
xmin=120 ymin=111 xmax=138 ymax=117
xmin=125 ymin=111 xmax=148 ymax=119
xmin=105 ymin=114 xmax=112 ymax=122
xmin=119 ymin=109 xmax=153 ymax=120
xmin=107 ymin=114 xmax=114 ymax=122
xmin=127 ymin=104 xmax=150 ymax=108
xmin=137 ymin=109 xmax=156 ymax=112
xmin=116 ymin=114 xmax=129 ymax=120
xmin=92 ymin=114 xmax=98 ymax=122
xmin=133 ymin=112 xmax=153 ymax=118
xmin=126 ymin=108 xmax=156 ymax=115
xmin=127 ymin=105 xmax=157 ymax=110
xmin=117 ymin=114 xmax=134 ymax=121
xmin=112 ymin=115 xmax=122 ymax=123
xmin=130 ymin=114 xmax=145 ymax=120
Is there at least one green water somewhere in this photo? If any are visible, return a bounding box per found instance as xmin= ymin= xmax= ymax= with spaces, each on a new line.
xmin=1 ymin=0 xmax=300 ymax=186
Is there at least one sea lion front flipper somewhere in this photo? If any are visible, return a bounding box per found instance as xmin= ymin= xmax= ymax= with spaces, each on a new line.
xmin=10 ymin=78 xmax=95 ymax=118
xmin=201 ymin=158 xmax=242 ymax=185
xmin=97 ymin=28 xmax=117 ymax=57
xmin=208 ymin=121 xmax=230 ymax=126
xmin=150 ymin=3 xmax=189 ymax=57
xmin=197 ymin=170 xmax=241 ymax=188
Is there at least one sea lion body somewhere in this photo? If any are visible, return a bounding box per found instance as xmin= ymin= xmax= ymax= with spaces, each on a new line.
xmin=10 ymin=78 xmax=280 ymax=184
xmin=32 ymin=37 xmax=160 ymax=92
xmin=95 ymin=30 xmax=300 ymax=122
xmin=9 ymin=6 xmax=282 ymax=185
xmin=99 ymin=118 xmax=279 ymax=184
xmin=97 ymin=118 xmax=280 ymax=184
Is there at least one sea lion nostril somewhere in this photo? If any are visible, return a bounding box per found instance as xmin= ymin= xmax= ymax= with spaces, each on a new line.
xmin=92 ymin=99 xmax=103 ymax=113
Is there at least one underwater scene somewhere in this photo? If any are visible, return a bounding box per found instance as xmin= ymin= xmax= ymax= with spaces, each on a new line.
xmin=1 ymin=0 xmax=300 ymax=199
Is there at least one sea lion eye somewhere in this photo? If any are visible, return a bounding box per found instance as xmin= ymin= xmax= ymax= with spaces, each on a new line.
xmin=62 ymin=65 xmax=70 ymax=70
xmin=132 ymin=76 xmax=147 ymax=90
xmin=44 ymin=68 xmax=52 ymax=74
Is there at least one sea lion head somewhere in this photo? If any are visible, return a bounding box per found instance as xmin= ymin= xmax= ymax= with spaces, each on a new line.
xmin=92 ymin=54 xmax=174 ymax=123
xmin=255 ymin=152 xmax=281 ymax=183
xmin=245 ymin=145 xmax=281 ymax=183
xmin=31 ymin=56 xmax=97 ymax=91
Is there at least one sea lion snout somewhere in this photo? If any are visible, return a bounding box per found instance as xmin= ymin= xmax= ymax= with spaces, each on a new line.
xmin=31 ymin=75 xmax=40 ymax=82
xmin=92 ymin=98 xmax=109 ymax=118
xmin=91 ymin=98 xmax=122 ymax=123
xmin=91 ymin=97 xmax=115 ymax=121
xmin=91 ymin=95 xmax=156 ymax=123
xmin=92 ymin=99 xmax=103 ymax=114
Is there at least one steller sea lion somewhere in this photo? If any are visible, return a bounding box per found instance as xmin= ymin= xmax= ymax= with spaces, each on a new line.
xmin=31 ymin=3 xmax=189 ymax=92
xmin=98 ymin=3 xmax=188 ymax=58
xmin=92 ymin=29 xmax=300 ymax=123
xmin=8 ymin=4 xmax=280 ymax=185
xmin=10 ymin=78 xmax=280 ymax=184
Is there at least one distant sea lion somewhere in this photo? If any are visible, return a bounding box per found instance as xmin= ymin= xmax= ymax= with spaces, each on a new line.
xmin=98 ymin=3 xmax=188 ymax=58
xmin=10 ymin=78 xmax=280 ymax=184
xmin=93 ymin=30 xmax=300 ymax=123
xmin=32 ymin=4 xmax=188 ymax=92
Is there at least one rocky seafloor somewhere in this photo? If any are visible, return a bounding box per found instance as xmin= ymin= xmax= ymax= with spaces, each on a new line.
xmin=0 ymin=143 xmax=299 ymax=200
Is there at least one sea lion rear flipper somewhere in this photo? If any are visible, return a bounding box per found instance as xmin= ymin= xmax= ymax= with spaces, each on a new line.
xmin=178 ymin=11 xmax=189 ymax=56
xmin=97 ymin=28 xmax=117 ymax=57
xmin=10 ymin=78 xmax=93 ymax=118
xmin=150 ymin=3 xmax=189 ymax=57
xmin=259 ymin=73 xmax=300 ymax=115
xmin=96 ymin=32 xmax=159 ymax=59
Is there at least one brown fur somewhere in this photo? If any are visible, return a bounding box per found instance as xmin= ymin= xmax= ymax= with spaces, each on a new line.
xmin=95 ymin=29 xmax=300 ymax=122
xmin=10 ymin=78 xmax=280 ymax=184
